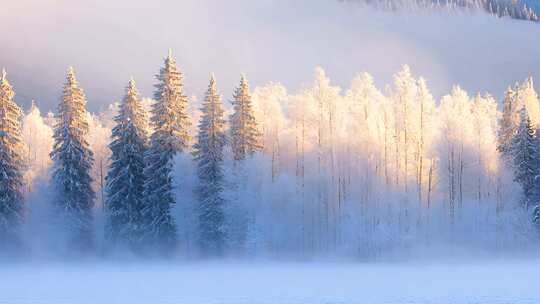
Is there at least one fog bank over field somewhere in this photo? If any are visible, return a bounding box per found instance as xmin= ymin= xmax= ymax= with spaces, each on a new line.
xmin=1 ymin=0 xmax=540 ymax=111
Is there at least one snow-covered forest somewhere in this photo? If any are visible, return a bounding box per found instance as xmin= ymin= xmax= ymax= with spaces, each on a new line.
xmin=1 ymin=51 xmax=539 ymax=259
xmin=342 ymin=0 xmax=540 ymax=22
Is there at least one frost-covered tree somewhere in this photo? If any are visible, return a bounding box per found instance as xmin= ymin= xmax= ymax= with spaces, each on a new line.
xmin=498 ymin=86 xmax=517 ymax=160
xmin=227 ymin=75 xmax=263 ymax=253
xmin=50 ymin=67 xmax=95 ymax=250
xmin=498 ymin=78 xmax=540 ymax=166
xmin=105 ymin=79 xmax=148 ymax=250
xmin=193 ymin=75 xmax=227 ymax=255
xmin=392 ymin=65 xmax=417 ymax=191
xmin=230 ymin=75 xmax=262 ymax=161
xmin=510 ymin=107 xmax=539 ymax=208
xmin=88 ymin=112 xmax=112 ymax=208
xmin=0 ymin=69 xmax=25 ymax=245
xmin=22 ymin=101 xmax=54 ymax=191
xmin=515 ymin=78 xmax=540 ymax=128
xmin=415 ymin=77 xmax=437 ymax=207
xmin=438 ymin=86 xmax=473 ymax=223
xmin=141 ymin=51 xmax=190 ymax=252
xmin=4 ymin=63 xmax=540 ymax=258
xmin=252 ymin=83 xmax=288 ymax=182
xmin=471 ymin=94 xmax=499 ymax=204
xmin=342 ymin=0 xmax=539 ymax=23
xmin=308 ymin=67 xmax=343 ymax=251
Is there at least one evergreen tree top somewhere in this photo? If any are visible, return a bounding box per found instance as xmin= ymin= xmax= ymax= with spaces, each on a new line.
xmin=66 ymin=67 xmax=78 ymax=85
xmin=162 ymin=50 xmax=180 ymax=77
xmin=194 ymin=74 xmax=227 ymax=172
xmin=197 ymin=75 xmax=225 ymax=137
xmin=0 ymin=69 xmax=14 ymax=94
xmin=61 ymin=67 xmax=86 ymax=106
xmin=233 ymin=74 xmax=252 ymax=101
xmin=126 ymin=78 xmax=138 ymax=97
xmin=0 ymin=69 xmax=21 ymax=120
xmin=53 ymin=67 xmax=92 ymax=150
xmin=119 ymin=77 xmax=147 ymax=133
xmin=150 ymin=50 xmax=191 ymax=152
xmin=153 ymin=50 xmax=186 ymax=102
xmin=238 ymin=74 xmax=249 ymax=90
xmin=200 ymin=74 xmax=223 ymax=119
xmin=58 ymin=67 xmax=87 ymax=114
xmin=204 ymin=75 xmax=223 ymax=108
xmin=0 ymin=69 xmax=11 ymax=88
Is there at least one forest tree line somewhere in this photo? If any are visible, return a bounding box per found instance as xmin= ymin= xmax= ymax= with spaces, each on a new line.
xmin=341 ymin=0 xmax=539 ymax=23
xmin=1 ymin=52 xmax=539 ymax=259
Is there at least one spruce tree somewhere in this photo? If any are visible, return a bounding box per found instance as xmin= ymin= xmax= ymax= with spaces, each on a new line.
xmin=194 ymin=75 xmax=227 ymax=255
xmin=510 ymin=107 xmax=540 ymax=208
xmin=105 ymin=78 xmax=148 ymax=250
xmin=498 ymin=86 xmax=517 ymax=160
xmin=228 ymin=75 xmax=262 ymax=253
xmin=230 ymin=74 xmax=262 ymax=161
xmin=51 ymin=67 xmax=95 ymax=250
xmin=0 ymin=69 xmax=25 ymax=245
xmin=141 ymin=51 xmax=190 ymax=252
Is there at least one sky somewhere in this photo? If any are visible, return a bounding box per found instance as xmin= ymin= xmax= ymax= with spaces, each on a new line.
xmin=2 ymin=0 xmax=540 ymax=112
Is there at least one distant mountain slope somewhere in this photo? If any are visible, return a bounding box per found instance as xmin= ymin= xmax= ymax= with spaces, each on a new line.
xmin=523 ymin=0 xmax=540 ymax=11
xmin=341 ymin=0 xmax=539 ymax=23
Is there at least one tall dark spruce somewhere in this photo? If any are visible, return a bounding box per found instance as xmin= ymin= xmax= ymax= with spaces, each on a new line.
xmin=193 ymin=75 xmax=227 ymax=255
xmin=141 ymin=51 xmax=190 ymax=253
xmin=105 ymin=78 xmax=148 ymax=250
xmin=0 ymin=69 xmax=25 ymax=247
xmin=51 ymin=67 xmax=95 ymax=251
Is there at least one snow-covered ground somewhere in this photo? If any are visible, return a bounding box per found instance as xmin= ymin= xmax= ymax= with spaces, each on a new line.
xmin=1 ymin=260 xmax=539 ymax=304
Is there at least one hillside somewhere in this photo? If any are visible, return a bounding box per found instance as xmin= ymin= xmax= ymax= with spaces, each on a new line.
xmin=341 ymin=0 xmax=539 ymax=22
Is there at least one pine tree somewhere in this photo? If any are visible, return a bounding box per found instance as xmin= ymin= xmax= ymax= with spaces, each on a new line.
xmin=105 ymin=78 xmax=148 ymax=250
xmin=141 ymin=50 xmax=190 ymax=252
xmin=230 ymin=74 xmax=262 ymax=161
xmin=0 ymin=69 xmax=25 ymax=245
xmin=193 ymin=75 xmax=227 ymax=255
xmin=498 ymin=86 xmax=517 ymax=160
xmin=51 ymin=67 xmax=95 ymax=250
xmin=227 ymin=75 xmax=262 ymax=253
xmin=510 ymin=107 xmax=539 ymax=208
